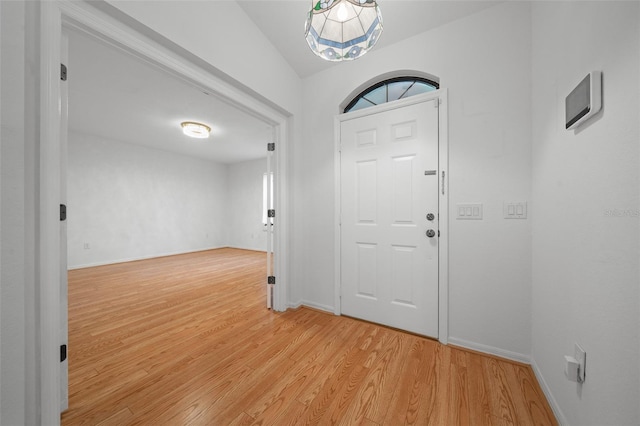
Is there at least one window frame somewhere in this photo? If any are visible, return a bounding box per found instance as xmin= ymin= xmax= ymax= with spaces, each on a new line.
xmin=343 ymin=76 xmax=439 ymax=114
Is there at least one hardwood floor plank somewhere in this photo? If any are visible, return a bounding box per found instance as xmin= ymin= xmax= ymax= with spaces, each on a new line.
xmin=421 ymin=340 xmax=452 ymax=425
xmin=512 ymin=364 xmax=558 ymax=426
xmin=484 ymin=356 xmax=520 ymax=424
xmin=340 ymin=332 xmax=408 ymax=425
xmin=448 ymin=348 xmax=471 ymax=425
xmin=94 ymin=407 xmax=133 ymax=426
xmin=62 ymin=248 xmax=557 ymax=426
xmin=467 ymin=351 xmax=495 ymax=426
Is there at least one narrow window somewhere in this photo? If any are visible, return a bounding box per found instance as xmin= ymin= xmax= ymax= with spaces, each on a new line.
xmin=262 ymin=172 xmax=273 ymax=226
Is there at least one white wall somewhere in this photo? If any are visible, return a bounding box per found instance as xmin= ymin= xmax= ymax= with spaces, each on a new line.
xmin=531 ymin=2 xmax=640 ymax=425
xmin=0 ymin=3 xmax=26 ymax=424
xmin=67 ymin=131 xmax=229 ymax=268
xmin=101 ymin=0 xmax=303 ymax=305
xmin=0 ymin=1 xmax=38 ymax=424
xmin=227 ymin=158 xmax=268 ymax=252
xmin=294 ymin=2 xmax=533 ymax=359
xmin=105 ymin=0 xmax=301 ymax=117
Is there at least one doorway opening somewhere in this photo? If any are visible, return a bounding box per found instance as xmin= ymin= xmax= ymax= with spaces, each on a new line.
xmin=335 ymin=83 xmax=449 ymax=343
xmin=39 ymin=1 xmax=290 ymax=420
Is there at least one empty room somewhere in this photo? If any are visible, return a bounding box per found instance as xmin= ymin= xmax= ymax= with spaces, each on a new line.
xmin=1 ymin=1 xmax=638 ymax=426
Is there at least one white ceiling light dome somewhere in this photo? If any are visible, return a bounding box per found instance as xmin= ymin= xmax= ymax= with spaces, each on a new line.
xmin=181 ymin=121 xmax=211 ymax=139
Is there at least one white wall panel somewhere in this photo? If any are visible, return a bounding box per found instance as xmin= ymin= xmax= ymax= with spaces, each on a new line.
xmin=531 ymin=2 xmax=639 ymax=424
xmin=356 ymin=243 xmax=378 ymax=298
xmin=227 ymin=158 xmax=268 ymax=252
xmin=67 ymin=132 xmax=228 ymax=268
xmin=356 ymin=160 xmax=377 ymax=223
xmin=356 ymin=128 xmax=376 ymax=148
xmin=391 ymin=155 xmax=415 ymax=224
xmin=390 ymin=245 xmax=416 ymax=306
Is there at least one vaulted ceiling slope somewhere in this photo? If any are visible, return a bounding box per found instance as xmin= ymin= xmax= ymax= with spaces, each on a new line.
xmin=237 ymin=0 xmax=502 ymax=78
xmin=68 ymin=1 xmax=500 ymax=162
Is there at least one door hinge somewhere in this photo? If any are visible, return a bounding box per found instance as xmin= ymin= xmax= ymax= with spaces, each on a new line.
xmin=268 ymin=276 xmax=276 ymax=285
xmin=60 ymin=204 xmax=67 ymax=221
xmin=267 ymin=142 xmax=275 ymax=152
xmin=60 ymin=63 xmax=67 ymax=81
xmin=60 ymin=344 xmax=67 ymax=362
xmin=267 ymin=209 xmax=275 ymax=218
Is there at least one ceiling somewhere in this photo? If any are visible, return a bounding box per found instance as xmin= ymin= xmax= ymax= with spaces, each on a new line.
xmin=237 ymin=0 xmax=501 ymax=78
xmin=68 ymin=29 xmax=271 ymax=164
xmin=68 ymin=1 xmax=500 ymax=163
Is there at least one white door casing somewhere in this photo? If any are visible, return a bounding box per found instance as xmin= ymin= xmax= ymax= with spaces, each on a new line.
xmin=339 ymin=96 xmax=441 ymax=338
xmin=60 ymin=31 xmax=69 ymax=414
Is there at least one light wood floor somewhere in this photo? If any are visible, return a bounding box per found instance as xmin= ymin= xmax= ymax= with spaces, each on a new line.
xmin=62 ymin=248 xmax=556 ymax=426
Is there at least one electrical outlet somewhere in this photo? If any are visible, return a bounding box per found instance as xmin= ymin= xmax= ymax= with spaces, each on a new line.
xmin=575 ymin=343 xmax=586 ymax=383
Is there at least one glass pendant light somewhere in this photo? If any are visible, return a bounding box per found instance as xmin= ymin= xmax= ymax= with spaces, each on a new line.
xmin=305 ymin=0 xmax=383 ymax=62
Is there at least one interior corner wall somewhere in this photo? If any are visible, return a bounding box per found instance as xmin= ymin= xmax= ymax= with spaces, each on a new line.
xmin=296 ymin=1 xmax=533 ymax=357
xmin=531 ymin=2 xmax=640 ymax=425
xmin=67 ymin=131 xmax=229 ymax=268
xmin=227 ymin=158 xmax=268 ymax=252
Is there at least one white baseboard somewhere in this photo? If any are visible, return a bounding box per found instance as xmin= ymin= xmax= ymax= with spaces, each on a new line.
xmin=287 ymin=300 xmax=303 ymax=310
xmin=228 ymin=245 xmax=267 ymax=253
xmin=296 ymin=300 xmax=335 ymax=314
xmin=447 ymin=337 xmax=531 ymax=364
xmin=531 ymin=358 xmax=567 ymax=425
xmin=67 ymin=246 xmax=227 ymax=270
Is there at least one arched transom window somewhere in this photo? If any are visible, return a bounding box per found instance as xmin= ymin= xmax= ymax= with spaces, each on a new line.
xmin=343 ymin=77 xmax=439 ymax=113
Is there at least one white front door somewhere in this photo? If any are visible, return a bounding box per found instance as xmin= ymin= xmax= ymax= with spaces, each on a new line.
xmin=340 ymin=98 xmax=439 ymax=337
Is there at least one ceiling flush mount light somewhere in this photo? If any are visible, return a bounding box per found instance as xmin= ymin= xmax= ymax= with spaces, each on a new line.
xmin=181 ymin=121 xmax=211 ymax=139
xmin=305 ymin=0 xmax=383 ymax=62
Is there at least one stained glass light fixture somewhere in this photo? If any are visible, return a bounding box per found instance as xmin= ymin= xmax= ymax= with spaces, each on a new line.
xmin=305 ymin=0 xmax=383 ymax=62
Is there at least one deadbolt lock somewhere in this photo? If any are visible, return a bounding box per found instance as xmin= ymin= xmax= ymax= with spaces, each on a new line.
xmin=426 ymin=213 xmax=435 ymax=221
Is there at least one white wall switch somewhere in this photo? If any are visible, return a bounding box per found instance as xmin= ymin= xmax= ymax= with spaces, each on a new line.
xmin=565 ymin=355 xmax=580 ymax=382
xmin=575 ymin=343 xmax=586 ymax=383
xmin=504 ymin=201 xmax=527 ymax=219
xmin=456 ymin=203 xmax=483 ymax=220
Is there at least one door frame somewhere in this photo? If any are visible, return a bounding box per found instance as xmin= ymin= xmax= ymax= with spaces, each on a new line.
xmin=334 ymin=90 xmax=449 ymax=344
xmin=39 ymin=1 xmax=291 ymax=422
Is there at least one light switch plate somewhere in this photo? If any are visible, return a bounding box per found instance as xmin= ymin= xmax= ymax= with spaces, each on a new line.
xmin=504 ymin=202 xmax=527 ymax=219
xmin=457 ymin=203 xmax=483 ymax=220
